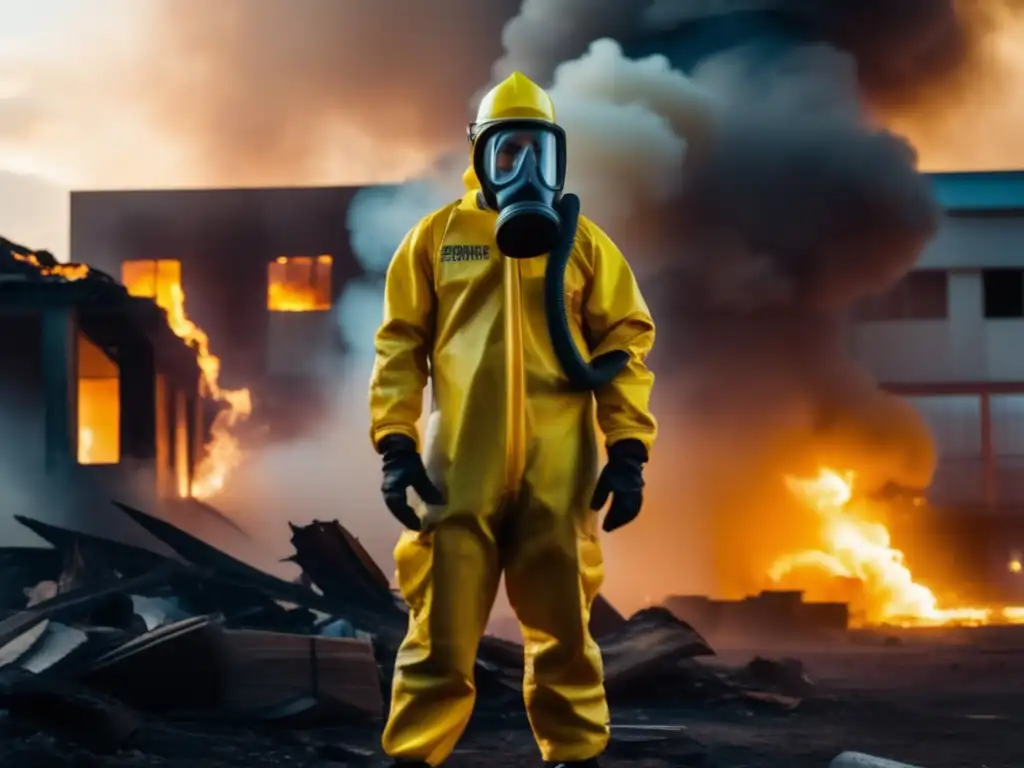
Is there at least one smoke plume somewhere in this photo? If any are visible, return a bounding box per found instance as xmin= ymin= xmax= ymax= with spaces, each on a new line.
xmin=345 ymin=1 xmax=955 ymax=611
xmin=6 ymin=0 xmax=1023 ymax=192
xmin=117 ymin=0 xmax=523 ymax=186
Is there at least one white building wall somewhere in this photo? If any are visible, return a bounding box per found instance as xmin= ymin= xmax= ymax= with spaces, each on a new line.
xmin=920 ymin=215 xmax=1024 ymax=270
xmin=850 ymin=213 xmax=1024 ymax=506
xmin=851 ymin=214 xmax=1024 ymax=384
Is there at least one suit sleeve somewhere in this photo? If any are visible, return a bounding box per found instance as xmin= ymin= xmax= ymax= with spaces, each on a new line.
xmin=582 ymin=222 xmax=658 ymax=454
xmin=368 ymin=215 xmax=436 ymax=450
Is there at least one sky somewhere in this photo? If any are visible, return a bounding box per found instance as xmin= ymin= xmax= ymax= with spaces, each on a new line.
xmin=1 ymin=1 xmax=1023 ymax=259
xmin=0 ymin=1 xmax=152 ymax=254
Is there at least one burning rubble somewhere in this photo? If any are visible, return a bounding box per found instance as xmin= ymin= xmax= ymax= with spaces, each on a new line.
xmin=771 ymin=468 xmax=1024 ymax=628
xmin=0 ymin=237 xmax=251 ymax=499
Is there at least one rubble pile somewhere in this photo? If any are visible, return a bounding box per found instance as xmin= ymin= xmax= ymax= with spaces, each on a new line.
xmin=0 ymin=502 xmax=817 ymax=760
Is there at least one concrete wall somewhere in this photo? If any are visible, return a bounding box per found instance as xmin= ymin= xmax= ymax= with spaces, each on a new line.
xmin=0 ymin=312 xmax=46 ymax=472
xmin=850 ymin=272 xmax=1024 ymax=383
xmin=851 ymin=214 xmax=1024 ymax=384
xmin=921 ymin=215 xmax=1024 ymax=270
xmin=266 ymin=311 xmax=343 ymax=379
xmin=850 ymin=213 xmax=1024 ymax=506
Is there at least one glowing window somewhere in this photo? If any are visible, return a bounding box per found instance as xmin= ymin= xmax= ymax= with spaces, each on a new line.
xmin=267 ymin=255 xmax=332 ymax=312
xmin=77 ymin=331 xmax=120 ymax=465
xmin=121 ymin=259 xmax=182 ymax=312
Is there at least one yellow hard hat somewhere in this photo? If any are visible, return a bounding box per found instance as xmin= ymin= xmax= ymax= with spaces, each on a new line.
xmin=468 ymin=72 xmax=557 ymax=144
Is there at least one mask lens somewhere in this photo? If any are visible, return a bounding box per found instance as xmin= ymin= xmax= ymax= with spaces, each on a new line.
xmin=483 ymin=128 xmax=560 ymax=187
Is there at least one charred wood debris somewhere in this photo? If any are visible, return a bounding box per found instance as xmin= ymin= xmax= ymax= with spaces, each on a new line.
xmin=0 ymin=503 xmax=816 ymax=764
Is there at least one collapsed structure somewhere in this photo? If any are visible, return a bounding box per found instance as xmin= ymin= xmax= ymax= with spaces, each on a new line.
xmin=69 ymin=186 xmax=374 ymax=439
xmin=0 ymin=239 xmax=203 ymax=502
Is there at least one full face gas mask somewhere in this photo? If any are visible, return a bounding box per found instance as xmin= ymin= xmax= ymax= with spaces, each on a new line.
xmin=471 ymin=119 xmax=567 ymax=259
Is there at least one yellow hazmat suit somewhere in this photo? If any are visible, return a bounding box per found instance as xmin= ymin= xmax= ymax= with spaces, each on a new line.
xmin=369 ymin=72 xmax=657 ymax=766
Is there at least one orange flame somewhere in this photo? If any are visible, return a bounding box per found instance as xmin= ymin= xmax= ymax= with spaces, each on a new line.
xmin=11 ymin=251 xmax=89 ymax=281
xmin=122 ymin=261 xmax=251 ymax=499
xmin=163 ymin=283 xmax=252 ymax=498
xmin=771 ymin=468 xmax=1024 ymax=627
xmin=266 ymin=255 xmax=332 ymax=312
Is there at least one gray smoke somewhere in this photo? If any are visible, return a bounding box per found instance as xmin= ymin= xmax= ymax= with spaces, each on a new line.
xmin=488 ymin=0 xmax=647 ymax=85
xmin=347 ymin=1 xmax=949 ymax=608
xmin=0 ymin=0 xmax=1012 ymax=619
xmin=125 ymin=0 xmax=522 ymax=184
xmin=639 ymin=0 xmax=972 ymax=100
xmin=85 ymin=0 xmax=966 ymax=609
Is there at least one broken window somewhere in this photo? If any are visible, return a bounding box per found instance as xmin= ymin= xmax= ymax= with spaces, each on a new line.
xmin=121 ymin=259 xmax=182 ymax=312
xmin=77 ymin=331 xmax=120 ymax=465
xmin=267 ymin=255 xmax=332 ymax=312
xmin=982 ymin=268 xmax=1024 ymax=318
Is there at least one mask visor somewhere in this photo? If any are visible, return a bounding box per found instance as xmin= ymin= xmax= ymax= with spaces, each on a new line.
xmin=480 ymin=127 xmax=562 ymax=189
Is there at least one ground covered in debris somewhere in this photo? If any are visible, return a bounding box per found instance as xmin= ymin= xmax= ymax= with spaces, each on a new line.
xmin=0 ymin=503 xmax=1019 ymax=767
xmin=0 ymin=642 xmax=1018 ymax=768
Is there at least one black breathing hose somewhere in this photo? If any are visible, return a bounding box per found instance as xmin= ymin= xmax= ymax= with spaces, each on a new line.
xmin=544 ymin=193 xmax=630 ymax=391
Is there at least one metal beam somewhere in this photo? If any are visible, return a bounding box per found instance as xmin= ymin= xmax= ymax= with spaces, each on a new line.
xmin=41 ymin=306 xmax=77 ymax=473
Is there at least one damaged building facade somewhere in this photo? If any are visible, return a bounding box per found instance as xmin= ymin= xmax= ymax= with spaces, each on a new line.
xmin=70 ymin=187 xmax=372 ymax=438
xmin=0 ymin=239 xmax=203 ymax=507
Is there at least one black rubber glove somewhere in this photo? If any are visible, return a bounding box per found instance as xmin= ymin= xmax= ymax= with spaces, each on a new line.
xmin=590 ymin=438 xmax=647 ymax=533
xmin=378 ymin=434 xmax=443 ymax=531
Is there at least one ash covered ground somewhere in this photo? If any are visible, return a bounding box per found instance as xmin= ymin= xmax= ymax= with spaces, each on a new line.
xmin=2 ymin=632 xmax=1020 ymax=768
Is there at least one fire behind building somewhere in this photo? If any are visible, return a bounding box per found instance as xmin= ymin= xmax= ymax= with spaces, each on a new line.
xmin=0 ymin=188 xmax=378 ymax=546
xmin=0 ymin=238 xmax=208 ymax=537
xmin=69 ymin=186 xmax=378 ymax=448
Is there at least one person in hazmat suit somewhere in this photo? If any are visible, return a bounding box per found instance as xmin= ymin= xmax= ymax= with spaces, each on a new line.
xmin=369 ymin=71 xmax=657 ymax=768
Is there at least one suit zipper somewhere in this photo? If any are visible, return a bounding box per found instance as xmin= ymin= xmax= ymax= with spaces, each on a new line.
xmin=503 ymin=257 xmax=527 ymax=499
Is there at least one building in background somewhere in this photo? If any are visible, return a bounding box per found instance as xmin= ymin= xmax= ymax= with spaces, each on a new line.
xmin=850 ymin=171 xmax=1024 ymax=509
xmin=849 ymin=172 xmax=1024 ymax=599
xmin=68 ymin=174 xmax=1024 ymax=508
xmin=64 ymin=173 xmax=1024 ymax=596
xmin=70 ymin=187 xmax=375 ymax=438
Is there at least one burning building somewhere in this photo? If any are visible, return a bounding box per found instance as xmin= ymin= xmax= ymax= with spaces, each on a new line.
xmin=69 ymin=186 xmax=376 ymax=442
xmin=849 ymin=170 xmax=1024 ymax=603
xmin=0 ymin=238 xmax=204 ymax=512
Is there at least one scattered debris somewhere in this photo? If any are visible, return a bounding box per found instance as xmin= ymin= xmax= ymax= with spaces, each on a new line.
xmin=606 ymin=721 xmax=703 ymax=762
xmin=0 ymin=500 xmax=829 ymax=765
xmin=737 ymin=656 xmax=814 ymax=698
xmin=4 ymin=684 xmax=140 ymax=753
xmin=664 ymin=589 xmax=849 ymax=638
xmin=601 ymin=607 xmax=714 ymax=698
xmin=218 ymin=629 xmax=383 ymax=721
xmin=590 ymin=593 xmax=628 ymax=638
